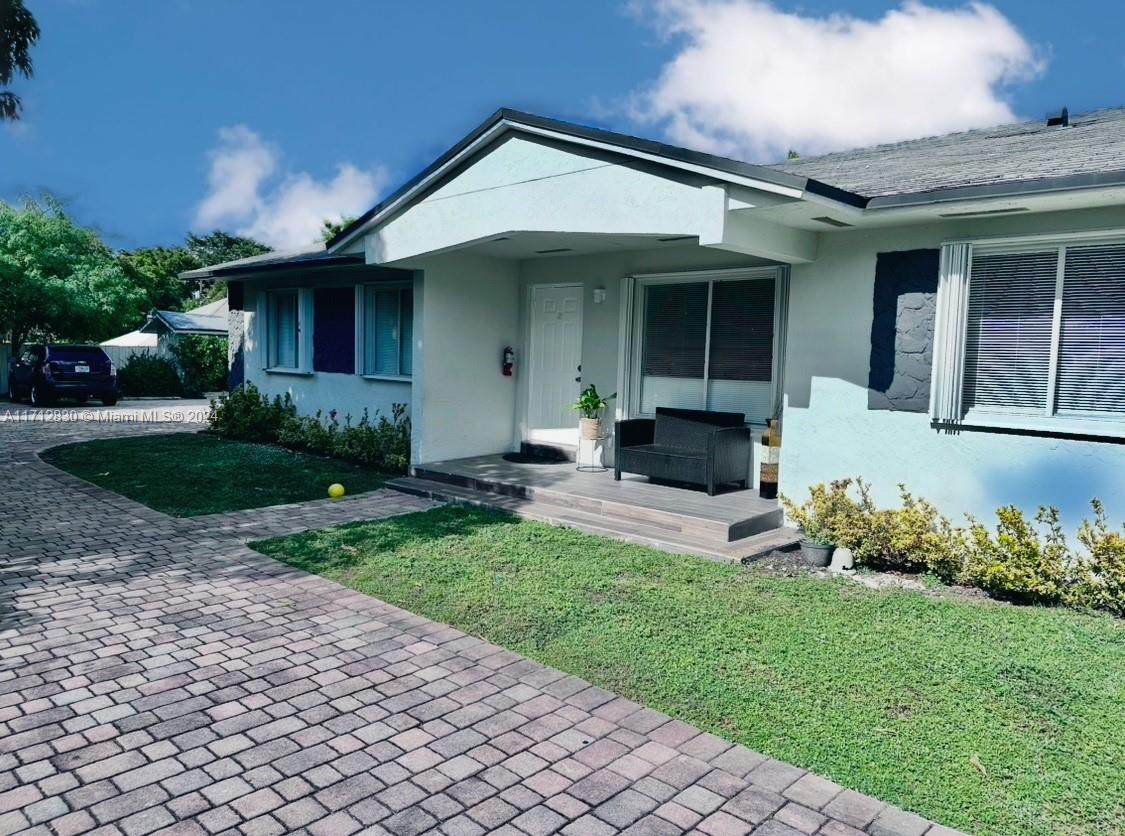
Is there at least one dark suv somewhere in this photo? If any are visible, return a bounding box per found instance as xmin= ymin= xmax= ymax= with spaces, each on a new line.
xmin=8 ymin=344 xmax=118 ymax=406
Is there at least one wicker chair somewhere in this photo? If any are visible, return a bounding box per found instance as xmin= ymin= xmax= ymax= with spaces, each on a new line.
xmin=614 ymin=407 xmax=752 ymax=496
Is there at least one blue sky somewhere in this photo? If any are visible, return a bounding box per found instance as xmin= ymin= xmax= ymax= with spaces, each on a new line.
xmin=2 ymin=1 xmax=1123 ymax=250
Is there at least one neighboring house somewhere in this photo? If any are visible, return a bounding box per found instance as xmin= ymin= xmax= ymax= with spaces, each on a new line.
xmin=100 ymin=298 xmax=228 ymax=368
xmin=184 ymin=107 xmax=1125 ymax=527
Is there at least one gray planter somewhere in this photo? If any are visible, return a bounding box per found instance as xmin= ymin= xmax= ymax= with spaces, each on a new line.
xmin=799 ymin=540 xmax=835 ymax=567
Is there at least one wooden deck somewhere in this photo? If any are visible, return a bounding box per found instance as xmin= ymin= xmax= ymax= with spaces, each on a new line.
xmin=388 ymin=454 xmax=799 ymax=562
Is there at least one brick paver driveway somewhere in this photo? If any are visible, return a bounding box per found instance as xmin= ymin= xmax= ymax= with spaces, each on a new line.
xmin=0 ymin=415 xmax=963 ymax=836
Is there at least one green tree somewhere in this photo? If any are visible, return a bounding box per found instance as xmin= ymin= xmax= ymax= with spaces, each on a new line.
xmin=320 ymin=216 xmax=356 ymax=243
xmin=1 ymin=0 xmax=39 ymax=121
xmin=123 ymin=230 xmax=270 ymax=310
xmin=120 ymin=246 xmax=201 ymax=311
xmin=185 ymin=230 xmax=270 ymax=302
xmin=0 ymin=196 xmax=145 ymax=352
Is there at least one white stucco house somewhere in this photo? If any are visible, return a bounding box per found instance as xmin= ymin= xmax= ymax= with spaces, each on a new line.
xmin=185 ymin=107 xmax=1125 ymax=538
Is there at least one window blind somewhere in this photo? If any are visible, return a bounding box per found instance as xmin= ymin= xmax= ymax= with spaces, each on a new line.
xmin=963 ymin=250 xmax=1057 ymax=413
xmin=271 ymin=292 xmax=298 ymax=369
xmin=1056 ymin=244 xmax=1125 ymax=416
xmin=641 ymin=283 xmax=708 ymax=377
xmin=636 ymin=276 xmax=777 ymax=421
xmin=363 ymin=285 xmax=413 ymax=377
xmin=709 ymin=279 xmax=774 ymax=382
xmin=400 ymin=292 xmax=414 ymax=376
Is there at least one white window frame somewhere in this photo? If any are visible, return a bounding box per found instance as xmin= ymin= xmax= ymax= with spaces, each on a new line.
xmin=931 ymin=229 xmax=1125 ymax=438
xmin=618 ymin=266 xmax=787 ymax=426
xmin=262 ymin=287 xmax=313 ymax=374
xmin=356 ymin=281 xmax=413 ymax=381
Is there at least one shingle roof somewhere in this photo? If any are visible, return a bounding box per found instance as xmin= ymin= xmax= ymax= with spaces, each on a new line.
xmin=773 ymin=107 xmax=1125 ymax=199
xmin=179 ymin=246 xmax=364 ymax=279
xmin=141 ymin=309 xmax=226 ymax=336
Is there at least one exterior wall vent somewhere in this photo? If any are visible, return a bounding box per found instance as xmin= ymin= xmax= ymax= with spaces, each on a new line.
xmin=811 ymin=216 xmax=853 ymax=228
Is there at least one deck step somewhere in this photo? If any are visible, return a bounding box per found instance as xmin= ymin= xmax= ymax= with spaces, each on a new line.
xmin=411 ymin=465 xmax=782 ymax=543
xmin=387 ymin=476 xmax=800 ymax=564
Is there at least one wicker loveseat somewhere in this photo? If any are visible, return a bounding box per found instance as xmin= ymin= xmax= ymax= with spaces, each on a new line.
xmin=614 ymin=407 xmax=753 ymax=496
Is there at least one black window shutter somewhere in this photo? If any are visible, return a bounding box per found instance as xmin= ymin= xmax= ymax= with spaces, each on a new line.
xmin=868 ymin=249 xmax=940 ymax=412
xmin=313 ymin=287 xmax=355 ymax=374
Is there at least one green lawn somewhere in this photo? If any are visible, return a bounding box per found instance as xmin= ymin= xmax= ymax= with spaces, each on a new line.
xmin=255 ymin=505 xmax=1125 ymax=836
xmin=42 ymin=432 xmax=388 ymax=516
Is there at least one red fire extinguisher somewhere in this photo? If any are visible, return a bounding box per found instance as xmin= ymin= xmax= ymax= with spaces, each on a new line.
xmin=502 ymin=346 xmax=515 ymax=377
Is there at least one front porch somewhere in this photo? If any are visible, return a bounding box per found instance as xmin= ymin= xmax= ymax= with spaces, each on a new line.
xmin=388 ymin=453 xmax=799 ymax=562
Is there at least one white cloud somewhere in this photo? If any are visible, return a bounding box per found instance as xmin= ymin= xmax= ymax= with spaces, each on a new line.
xmin=630 ymin=0 xmax=1045 ymax=161
xmin=194 ymin=125 xmax=386 ymax=249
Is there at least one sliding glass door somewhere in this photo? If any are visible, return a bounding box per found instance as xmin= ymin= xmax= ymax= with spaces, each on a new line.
xmin=633 ymin=269 xmax=779 ymax=424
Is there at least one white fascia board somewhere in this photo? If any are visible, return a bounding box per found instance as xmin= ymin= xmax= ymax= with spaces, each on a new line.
xmin=330 ymin=119 xmax=808 ymax=254
xmin=511 ymin=124 xmax=805 ymax=199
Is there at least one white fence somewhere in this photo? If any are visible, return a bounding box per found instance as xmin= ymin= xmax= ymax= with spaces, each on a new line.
xmin=100 ymin=344 xmax=171 ymax=370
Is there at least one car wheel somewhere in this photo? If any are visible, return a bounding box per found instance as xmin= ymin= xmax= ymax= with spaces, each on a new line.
xmin=101 ymin=395 xmax=118 ymax=407
xmin=30 ymin=384 xmax=52 ymax=407
xmin=7 ymin=384 xmax=19 ymax=403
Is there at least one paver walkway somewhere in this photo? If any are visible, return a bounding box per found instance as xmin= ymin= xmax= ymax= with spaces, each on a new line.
xmin=0 ymin=416 xmax=964 ymax=836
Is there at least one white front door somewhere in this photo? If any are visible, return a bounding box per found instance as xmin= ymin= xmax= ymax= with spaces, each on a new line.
xmin=528 ymin=284 xmax=584 ymax=446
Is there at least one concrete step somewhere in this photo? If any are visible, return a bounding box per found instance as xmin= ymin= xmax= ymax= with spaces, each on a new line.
xmin=411 ymin=465 xmax=782 ymax=543
xmin=387 ymin=476 xmax=800 ymax=564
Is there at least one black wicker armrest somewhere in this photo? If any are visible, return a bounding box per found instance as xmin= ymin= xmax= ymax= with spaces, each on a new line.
xmin=615 ymin=418 xmax=655 ymax=449
xmin=708 ymin=425 xmax=753 ymax=484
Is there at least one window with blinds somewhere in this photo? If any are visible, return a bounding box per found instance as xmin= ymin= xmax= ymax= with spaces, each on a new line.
xmin=1057 ymin=244 xmax=1125 ymax=416
xmin=362 ymin=284 xmax=413 ymax=378
xmin=959 ymin=240 xmax=1125 ymax=425
xmin=963 ymin=250 xmax=1057 ymax=413
xmin=638 ymin=275 xmax=775 ymax=422
xmin=268 ymin=291 xmax=299 ymax=369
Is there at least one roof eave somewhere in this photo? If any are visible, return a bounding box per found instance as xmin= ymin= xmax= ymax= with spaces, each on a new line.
xmin=866 ymin=169 xmax=1125 ymax=209
xmin=179 ymin=253 xmax=366 ymax=281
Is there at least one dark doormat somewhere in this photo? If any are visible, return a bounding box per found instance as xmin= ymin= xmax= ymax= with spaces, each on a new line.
xmin=501 ymin=452 xmax=569 ymax=465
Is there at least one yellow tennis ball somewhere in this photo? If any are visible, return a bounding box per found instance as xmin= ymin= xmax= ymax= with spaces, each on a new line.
xmin=327 ymin=483 xmax=346 ymax=499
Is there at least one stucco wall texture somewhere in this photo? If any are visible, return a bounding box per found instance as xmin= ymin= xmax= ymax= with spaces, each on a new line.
xmin=782 ymin=209 xmax=1125 ymax=531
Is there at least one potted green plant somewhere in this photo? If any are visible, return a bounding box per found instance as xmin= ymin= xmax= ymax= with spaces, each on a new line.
xmin=781 ymin=490 xmax=837 ymax=567
xmin=572 ymin=384 xmax=615 ymax=440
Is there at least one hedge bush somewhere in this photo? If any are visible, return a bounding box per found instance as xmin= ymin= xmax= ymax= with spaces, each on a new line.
xmin=208 ymin=384 xmax=411 ymax=475
xmin=783 ymin=479 xmax=1125 ymax=616
xmin=117 ymin=353 xmax=182 ymax=397
xmin=170 ymin=336 xmax=227 ymax=397
xmin=207 ymin=383 xmax=294 ymax=441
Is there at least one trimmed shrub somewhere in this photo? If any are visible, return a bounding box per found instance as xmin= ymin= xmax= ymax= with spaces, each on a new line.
xmin=277 ymin=409 xmax=338 ymax=456
xmin=207 ymin=383 xmax=294 ymax=442
xmin=783 ymin=481 xmax=1124 ymax=616
xmin=961 ymin=506 xmax=1069 ymax=604
xmin=783 ymin=479 xmax=962 ymax=576
xmin=332 ymin=405 xmax=411 ymax=474
xmin=117 ymin=353 xmax=182 ymax=397
xmin=208 ymin=387 xmax=411 ymax=475
xmin=1069 ymin=500 xmax=1125 ymax=616
xmin=170 ymin=336 xmax=228 ymax=397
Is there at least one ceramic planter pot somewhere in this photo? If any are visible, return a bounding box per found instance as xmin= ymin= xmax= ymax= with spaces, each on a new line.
xmin=579 ymin=417 xmax=602 ymax=440
xmin=799 ymin=540 xmax=835 ymax=567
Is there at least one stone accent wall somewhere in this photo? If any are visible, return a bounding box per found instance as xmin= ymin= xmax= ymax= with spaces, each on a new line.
xmin=867 ymin=249 xmax=939 ymax=412
xmin=228 ymin=309 xmax=245 ymax=390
